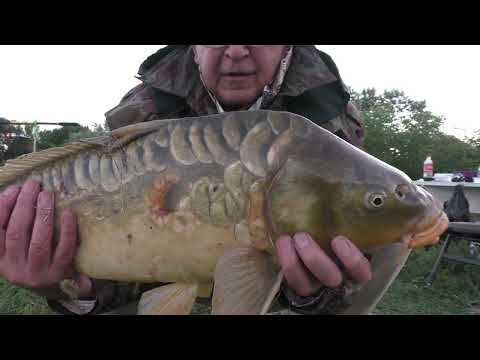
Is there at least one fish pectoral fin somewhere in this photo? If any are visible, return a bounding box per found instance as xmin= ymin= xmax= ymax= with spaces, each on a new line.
xmin=342 ymin=243 xmax=411 ymax=315
xmin=211 ymin=247 xmax=282 ymax=315
xmin=137 ymin=283 xmax=198 ymax=315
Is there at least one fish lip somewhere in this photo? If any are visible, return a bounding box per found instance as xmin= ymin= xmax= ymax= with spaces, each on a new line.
xmin=408 ymin=211 xmax=449 ymax=249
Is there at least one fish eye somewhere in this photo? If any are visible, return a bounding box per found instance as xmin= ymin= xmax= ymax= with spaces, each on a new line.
xmin=365 ymin=192 xmax=386 ymax=209
xmin=371 ymin=196 xmax=384 ymax=207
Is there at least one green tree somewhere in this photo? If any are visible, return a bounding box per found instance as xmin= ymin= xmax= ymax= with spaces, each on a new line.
xmin=37 ymin=122 xmax=107 ymax=150
xmin=0 ymin=119 xmax=33 ymax=165
xmin=431 ymin=134 xmax=480 ymax=173
xmin=352 ymin=88 xmax=480 ymax=179
xmin=67 ymin=123 xmax=107 ymax=142
xmin=1 ymin=121 xmax=107 ymax=166
xmin=466 ymin=130 xmax=480 ymax=150
xmin=352 ymin=89 xmax=401 ymax=166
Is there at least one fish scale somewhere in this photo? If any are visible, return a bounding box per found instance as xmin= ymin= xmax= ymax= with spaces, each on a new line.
xmin=0 ymin=111 xmax=293 ymax=232
xmin=189 ymin=120 xmax=214 ymax=164
xmin=2 ymin=112 xmax=282 ymax=197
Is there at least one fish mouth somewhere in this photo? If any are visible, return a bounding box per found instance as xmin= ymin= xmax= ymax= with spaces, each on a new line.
xmin=408 ymin=211 xmax=449 ymax=249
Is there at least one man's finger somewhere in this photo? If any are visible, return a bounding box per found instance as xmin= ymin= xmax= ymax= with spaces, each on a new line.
xmin=51 ymin=211 xmax=77 ymax=276
xmin=293 ymin=233 xmax=343 ymax=288
xmin=0 ymin=186 xmax=21 ymax=229
xmin=276 ymin=235 xmax=316 ymax=297
xmin=5 ymin=181 xmax=41 ymax=265
xmin=331 ymin=236 xmax=372 ymax=285
xmin=0 ymin=186 xmax=21 ymax=258
xmin=28 ymin=191 xmax=55 ymax=272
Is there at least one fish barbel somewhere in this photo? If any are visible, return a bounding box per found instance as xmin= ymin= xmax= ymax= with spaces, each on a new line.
xmin=0 ymin=110 xmax=448 ymax=315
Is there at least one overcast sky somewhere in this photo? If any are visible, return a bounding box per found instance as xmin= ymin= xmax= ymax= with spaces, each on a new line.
xmin=0 ymin=45 xmax=478 ymax=139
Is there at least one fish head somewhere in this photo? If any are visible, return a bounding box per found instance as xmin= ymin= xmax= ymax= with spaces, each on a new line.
xmin=329 ymin=173 xmax=449 ymax=250
xmin=267 ymin=134 xmax=448 ymax=251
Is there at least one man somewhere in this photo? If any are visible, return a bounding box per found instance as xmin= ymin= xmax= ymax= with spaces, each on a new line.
xmin=0 ymin=45 xmax=371 ymax=315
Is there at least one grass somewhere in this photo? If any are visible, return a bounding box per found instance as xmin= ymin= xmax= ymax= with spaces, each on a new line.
xmin=0 ymin=238 xmax=478 ymax=315
xmin=375 ymin=237 xmax=480 ymax=315
xmin=0 ymin=280 xmax=54 ymax=315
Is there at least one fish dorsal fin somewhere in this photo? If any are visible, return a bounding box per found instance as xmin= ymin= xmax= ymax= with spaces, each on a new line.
xmin=137 ymin=283 xmax=199 ymax=315
xmin=0 ymin=120 xmax=172 ymax=188
xmin=0 ymin=140 xmax=104 ymax=187
xmin=110 ymin=119 xmax=171 ymax=140
xmin=211 ymin=247 xmax=281 ymax=315
xmin=80 ymin=119 xmax=171 ymax=150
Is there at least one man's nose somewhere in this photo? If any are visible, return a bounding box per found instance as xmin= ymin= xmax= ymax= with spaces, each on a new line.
xmin=225 ymin=45 xmax=250 ymax=60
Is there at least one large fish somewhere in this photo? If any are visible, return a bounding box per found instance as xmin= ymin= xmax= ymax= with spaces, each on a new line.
xmin=0 ymin=110 xmax=448 ymax=315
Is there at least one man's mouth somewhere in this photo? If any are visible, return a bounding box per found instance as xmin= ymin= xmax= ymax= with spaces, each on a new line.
xmin=221 ymin=71 xmax=256 ymax=77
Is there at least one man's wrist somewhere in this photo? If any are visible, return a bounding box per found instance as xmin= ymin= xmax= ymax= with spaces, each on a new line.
xmin=278 ymin=282 xmax=351 ymax=315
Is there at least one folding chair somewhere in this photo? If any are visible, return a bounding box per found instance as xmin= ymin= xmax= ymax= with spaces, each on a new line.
xmin=426 ymin=222 xmax=480 ymax=285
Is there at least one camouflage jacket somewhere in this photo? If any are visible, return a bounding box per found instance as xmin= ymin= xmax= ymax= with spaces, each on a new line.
xmin=48 ymin=45 xmax=365 ymax=315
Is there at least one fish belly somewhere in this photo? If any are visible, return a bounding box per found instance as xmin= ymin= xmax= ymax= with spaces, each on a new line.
xmin=74 ymin=201 xmax=240 ymax=284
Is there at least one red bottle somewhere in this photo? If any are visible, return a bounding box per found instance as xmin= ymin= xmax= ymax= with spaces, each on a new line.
xmin=423 ymin=155 xmax=434 ymax=181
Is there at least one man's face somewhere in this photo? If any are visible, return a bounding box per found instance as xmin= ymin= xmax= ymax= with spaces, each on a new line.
xmin=193 ymin=45 xmax=289 ymax=109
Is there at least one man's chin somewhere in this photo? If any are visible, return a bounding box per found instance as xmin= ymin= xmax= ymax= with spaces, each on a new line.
xmin=217 ymin=93 xmax=261 ymax=111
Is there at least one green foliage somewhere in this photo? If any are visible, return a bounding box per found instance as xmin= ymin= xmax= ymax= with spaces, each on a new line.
xmin=67 ymin=123 xmax=107 ymax=142
xmin=37 ymin=123 xmax=106 ymax=150
xmin=432 ymin=134 xmax=480 ymax=172
xmin=0 ymin=278 xmax=54 ymax=315
xmin=0 ymin=122 xmax=107 ymax=165
xmin=376 ymin=239 xmax=480 ymax=315
xmin=0 ymin=123 xmax=33 ymax=164
xmin=352 ymin=88 xmax=480 ymax=179
xmin=465 ymin=130 xmax=480 ymax=150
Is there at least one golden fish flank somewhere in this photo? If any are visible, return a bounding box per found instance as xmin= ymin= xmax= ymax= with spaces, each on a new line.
xmin=0 ymin=110 xmax=448 ymax=315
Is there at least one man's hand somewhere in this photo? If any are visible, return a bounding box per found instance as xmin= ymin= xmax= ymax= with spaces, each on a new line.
xmin=276 ymin=233 xmax=372 ymax=297
xmin=0 ymin=180 xmax=93 ymax=300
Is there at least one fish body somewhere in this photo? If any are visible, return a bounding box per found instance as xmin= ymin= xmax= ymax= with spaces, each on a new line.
xmin=0 ymin=110 xmax=448 ymax=314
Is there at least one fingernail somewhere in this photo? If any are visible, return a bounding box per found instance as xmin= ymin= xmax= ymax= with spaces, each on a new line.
xmin=277 ymin=235 xmax=292 ymax=243
xmin=333 ymin=236 xmax=352 ymax=257
xmin=3 ymin=186 xmax=20 ymax=196
xmin=38 ymin=191 xmax=53 ymax=207
xmin=294 ymin=233 xmax=311 ymax=249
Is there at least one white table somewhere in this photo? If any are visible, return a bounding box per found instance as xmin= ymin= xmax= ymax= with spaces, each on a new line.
xmin=414 ymin=180 xmax=480 ymax=217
